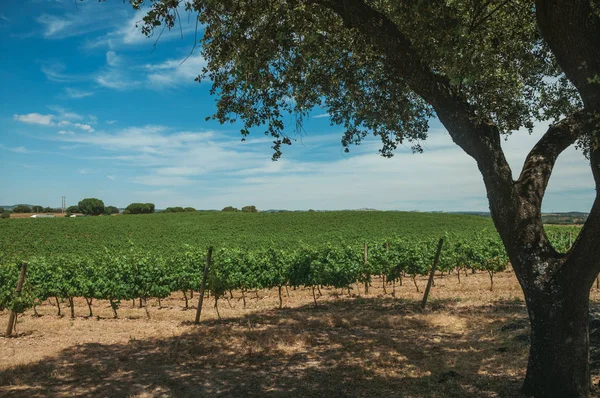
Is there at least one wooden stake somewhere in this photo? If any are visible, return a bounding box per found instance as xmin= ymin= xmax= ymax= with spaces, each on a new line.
xmin=5 ymin=262 xmax=27 ymax=337
xmin=363 ymin=242 xmax=369 ymax=295
xmin=568 ymin=232 xmax=573 ymax=249
xmin=278 ymin=285 xmax=283 ymax=309
xmin=421 ymin=238 xmax=444 ymax=310
xmin=194 ymin=247 xmax=213 ymax=324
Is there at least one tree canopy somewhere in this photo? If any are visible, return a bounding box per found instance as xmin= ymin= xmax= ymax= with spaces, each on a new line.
xmin=78 ymin=198 xmax=105 ymax=216
xmin=125 ymin=203 xmax=156 ymax=214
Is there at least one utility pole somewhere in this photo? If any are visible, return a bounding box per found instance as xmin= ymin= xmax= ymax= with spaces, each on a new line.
xmin=61 ymin=196 xmax=66 ymax=213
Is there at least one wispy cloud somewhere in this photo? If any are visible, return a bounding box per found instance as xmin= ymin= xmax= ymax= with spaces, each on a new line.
xmin=95 ymin=69 xmax=141 ymax=90
xmin=36 ymin=3 xmax=126 ymax=40
xmin=0 ymin=145 xmax=29 ymax=154
xmin=313 ymin=113 xmax=330 ymax=119
xmin=106 ymin=175 xmax=117 ymax=181
xmin=58 ymin=130 xmax=75 ymax=135
xmin=48 ymin=106 xmax=83 ymax=121
xmin=144 ymin=54 xmax=207 ymax=87
xmin=85 ymin=7 xmax=198 ymax=50
xmin=64 ymin=88 xmax=94 ymax=99
xmin=106 ymin=120 xmax=117 ymax=125
xmin=106 ymin=51 xmax=121 ymax=67
xmin=57 ymin=121 xmax=94 ymax=132
xmin=41 ymin=63 xmax=85 ymax=83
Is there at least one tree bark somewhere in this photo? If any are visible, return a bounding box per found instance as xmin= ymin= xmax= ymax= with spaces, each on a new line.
xmin=521 ymin=279 xmax=591 ymax=398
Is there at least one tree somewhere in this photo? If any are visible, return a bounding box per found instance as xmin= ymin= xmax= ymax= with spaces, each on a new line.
xmin=242 ymin=205 xmax=258 ymax=213
xmin=66 ymin=206 xmax=80 ymax=214
xmin=133 ymin=1 xmax=600 ymax=396
xmin=104 ymin=206 xmax=120 ymax=215
xmin=125 ymin=203 xmax=155 ymax=214
xmin=78 ymin=198 xmax=105 ymax=216
xmin=31 ymin=205 xmax=43 ymax=213
xmin=221 ymin=206 xmax=239 ymax=212
xmin=12 ymin=205 xmax=31 ymax=213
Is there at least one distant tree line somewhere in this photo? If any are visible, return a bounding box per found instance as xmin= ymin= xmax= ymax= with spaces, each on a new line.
xmin=222 ymin=205 xmax=258 ymax=213
xmin=123 ymin=203 xmax=155 ymax=215
xmin=163 ymin=207 xmax=196 ymax=213
xmin=12 ymin=205 xmax=62 ymax=213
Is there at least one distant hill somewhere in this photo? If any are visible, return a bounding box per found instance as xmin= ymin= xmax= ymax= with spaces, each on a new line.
xmin=450 ymin=211 xmax=588 ymax=225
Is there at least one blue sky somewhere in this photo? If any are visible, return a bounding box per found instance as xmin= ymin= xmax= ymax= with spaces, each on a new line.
xmin=0 ymin=0 xmax=595 ymax=212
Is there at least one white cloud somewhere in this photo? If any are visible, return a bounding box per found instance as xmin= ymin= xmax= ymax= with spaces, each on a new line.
xmin=58 ymin=130 xmax=75 ymax=135
xmin=313 ymin=113 xmax=330 ymax=119
xmin=40 ymin=119 xmax=595 ymax=211
xmin=79 ymin=169 xmax=90 ymax=174
xmin=106 ymin=175 xmax=117 ymax=181
xmin=106 ymin=120 xmax=117 ymax=125
xmin=64 ymin=88 xmax=94 ymax=98
xmin=13 ymin=113 xmax=54 ymax=125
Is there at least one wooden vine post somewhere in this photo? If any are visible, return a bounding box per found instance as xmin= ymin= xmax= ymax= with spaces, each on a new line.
xmin=5 ymin=262 xmax=27 ymax=337
xmin=363 ymin=242 xmax=369 ymax=295
xmin=421 ymin=239 xmax=444 ymax=310
xmin=195 ymin=246 xmax=213 ymax=324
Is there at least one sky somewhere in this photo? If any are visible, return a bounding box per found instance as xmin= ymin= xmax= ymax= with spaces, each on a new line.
xmin=0 ymin=1 xmax=595 ymax=212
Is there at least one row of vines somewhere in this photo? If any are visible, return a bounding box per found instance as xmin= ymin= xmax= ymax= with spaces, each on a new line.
xmin=1 ymin=232 xmax=576 ymax=321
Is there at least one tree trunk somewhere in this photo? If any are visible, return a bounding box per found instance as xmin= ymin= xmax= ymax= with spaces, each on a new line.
xmin=278 ymin=285 xmax=283 ymax=309
xmin=144 ymin=298 xmax=150 ymax=320
xmin=182 ymin=290 xmax=188 ymax=309
xmin=55 ymin=297 xmax=61 ymax=316
xmin=68 ymin=297 xmax=75 ymax=319
xmin=521 ymin=283 xmax=590 ymax=398
xmin=109 ymin=299 xmax=118 ymax=319
xmin=85 ymin=297 xmax=93 ymax=317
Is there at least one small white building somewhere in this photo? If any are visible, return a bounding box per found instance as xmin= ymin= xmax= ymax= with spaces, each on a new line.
xmin=30 ymin=214 xmax=56 ymax=218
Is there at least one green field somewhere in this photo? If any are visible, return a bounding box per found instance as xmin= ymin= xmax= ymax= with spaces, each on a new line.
xmin=1 ymin=211 xmax=501 ymax=259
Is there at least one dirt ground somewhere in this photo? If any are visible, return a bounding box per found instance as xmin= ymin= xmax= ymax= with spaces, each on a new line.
xmin=2 ymin=270 xmax=600 ymax=397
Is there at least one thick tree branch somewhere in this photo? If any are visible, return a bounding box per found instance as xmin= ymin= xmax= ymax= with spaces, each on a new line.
xmin=516 ymin=112 xmax=587 ymax=208
xmin=311 ymin=0 xmax=508 ymax=162
xmin=536 ymin=0 xmax=600 ymax=109
xmin=312 ymin=0 xmax=517 ymax=235
xmin=568 ymin=148 xmax=600 ymax=285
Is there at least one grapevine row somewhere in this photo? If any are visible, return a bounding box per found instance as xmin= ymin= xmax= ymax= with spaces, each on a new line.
xmin=0 ymin=233 xmax=521 ymax=319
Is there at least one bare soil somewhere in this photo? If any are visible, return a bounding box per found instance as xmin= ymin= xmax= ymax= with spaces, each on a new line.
xmin=2 ymin=270 xmax=600 ymax=397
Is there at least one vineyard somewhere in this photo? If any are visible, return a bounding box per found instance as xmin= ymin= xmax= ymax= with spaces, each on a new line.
xmin=0 ymin=212 xmax=590 ymax=397
xmin=0 ymin=212 xmax=580 ymax=323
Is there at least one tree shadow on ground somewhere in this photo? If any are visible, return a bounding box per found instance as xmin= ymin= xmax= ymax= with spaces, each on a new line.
xmin=1 ymin=298 xmax=537 ymax=397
